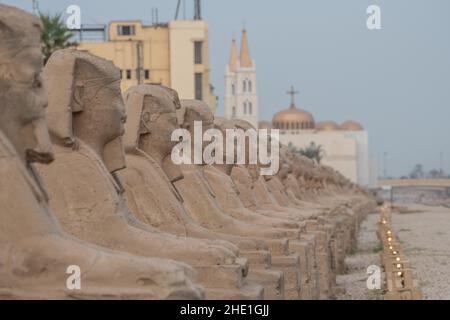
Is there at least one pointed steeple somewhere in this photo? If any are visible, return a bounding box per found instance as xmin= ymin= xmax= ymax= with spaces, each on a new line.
xmin=229 ymin=36 xmax=238 ymax=72
xmin=240 ymin=28 xmax=253 ymax=68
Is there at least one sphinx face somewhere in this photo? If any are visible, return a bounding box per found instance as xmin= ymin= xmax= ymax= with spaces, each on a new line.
xmin=96 ymin=81 xmax=127 ymax=173
xmin=0 ymin=43 xmax=53 ymax=164
xmin=246 ymin=164 xmax=260 ymax=181
xmin=277 ymin=163 xmax=291 ymax=180
xmin=189 ymin=111 xmax=214 ymax=162
xmin=70 ymin=78 xmax=127 ymax=173
xmin=200 ymin=118 xmax=214 ymax=149
xmin=142 ymin=94 xmax=179 ymax=155
xmin=198 ymin=119 xmax=215 ymax=166
xmin=86 ymin=80 xmax=126 ymax=144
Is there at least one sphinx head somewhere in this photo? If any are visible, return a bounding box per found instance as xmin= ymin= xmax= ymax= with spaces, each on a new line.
xmin=123 ymin=84 xmax=180 ymax=160
xmin=213 ymin=117 xmax=238 ymax=167
xmin=0 ymin=5 xmax=53 ymax=165
xmin=178 ymin=99 xmax=214 ymax=165
xmin=275 ymin=145 xmax=292 ymax=180
xmin=230 ymin=119 xmax=260 ymax=180
xmin=179 ymin=100 xmax=214 ymax=132
xmin=296 ymin=156 xmax=314 ymax=181
xmin=44 ymin=49 xmax=126 ymax=173
xmin=290 ymin=154 xmax=303 ymax=179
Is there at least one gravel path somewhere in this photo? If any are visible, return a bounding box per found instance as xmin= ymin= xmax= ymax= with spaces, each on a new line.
xmin=335 ymin=212 xmax=384 ymax=300
xmin=390 ymin=204 xmax=450 ymax=300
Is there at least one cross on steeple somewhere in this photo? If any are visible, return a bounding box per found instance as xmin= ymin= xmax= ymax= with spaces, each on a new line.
xmin=287 ymin=85 xmax=299 ymax=108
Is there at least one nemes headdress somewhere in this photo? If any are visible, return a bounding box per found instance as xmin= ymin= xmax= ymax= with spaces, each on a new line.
xmin=43 ymin=49 xmax=120 ymax=147
xmin=0 ymin=5 xmax=42 ymax=82
xmin=123 ymin=84 xmax=181 ymax=151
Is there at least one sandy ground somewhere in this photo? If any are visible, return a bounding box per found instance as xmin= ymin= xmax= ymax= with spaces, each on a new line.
xmin=335 ymin=212 xmax=384 ymax=300
xmin=390 ymin=203 xmax=450 ymax=300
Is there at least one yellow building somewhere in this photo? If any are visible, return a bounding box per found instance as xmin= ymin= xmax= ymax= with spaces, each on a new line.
xmin=78 ymin=20 xmax=217 ymax=113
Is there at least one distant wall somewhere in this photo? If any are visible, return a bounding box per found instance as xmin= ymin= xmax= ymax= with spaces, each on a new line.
xmin=378 ymin=179 xmax=450 ymax=188
xmin=378 ymin=185 xmax=450 ymax=206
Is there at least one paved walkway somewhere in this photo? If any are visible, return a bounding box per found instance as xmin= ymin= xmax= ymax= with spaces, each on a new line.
xmin=391 ymin=204 xmax=450 ymax=300
xmin=335 ymin=212 xmax=384 ymax=300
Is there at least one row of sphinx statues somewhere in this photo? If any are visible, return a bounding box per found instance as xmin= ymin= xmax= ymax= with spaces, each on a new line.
xmin=0 ymin=5 xmax=376 ymax=300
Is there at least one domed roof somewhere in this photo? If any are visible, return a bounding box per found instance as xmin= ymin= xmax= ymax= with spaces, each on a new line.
xmin=272 ymin=106 xmax=315 ymax=130
xmin=272 ymin=86 xmax=315 ymax=130
xmin=258 ymin=121 xmax=272 ymax=130
xmin=316 ymin=121 xmax=339 ymax=131
xmin=340 ymin=120 xmax=364 ymax=131
xmin=273 ymin=108 xmax=314 ymax=123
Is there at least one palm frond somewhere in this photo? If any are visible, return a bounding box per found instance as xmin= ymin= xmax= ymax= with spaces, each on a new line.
xmin=39 ymin=12 xmax=78 ymax=64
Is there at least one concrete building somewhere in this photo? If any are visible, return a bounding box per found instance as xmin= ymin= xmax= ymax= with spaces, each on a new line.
xmin=224 ymin=29 xmax=259 ymax=128
xmin=260 ymin=89 xmax=376 ymax=187
xmin=77 ymin=19 xmax=217 ymax=113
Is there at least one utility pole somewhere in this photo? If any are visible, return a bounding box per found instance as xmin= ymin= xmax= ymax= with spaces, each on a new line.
xmin=174 ymin=0 xmax=181 ymax=20
xmin=175 ymin=0 xmax=199 ymax=20
xmin=383 ymin=152 xmax=388 ymax=179
xmin=439 ymin=151 xmax=444 ymax=178
xmin=194 ymin=0 xmax=201 ymax=20
xmin=32 ymin=0 xmax=39 ymax=15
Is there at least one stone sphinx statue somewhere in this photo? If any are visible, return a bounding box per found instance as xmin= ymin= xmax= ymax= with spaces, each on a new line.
xmin=230 ymin=120 xmax=319 ymax=220
xmin=289 ymin=153 xmax=352 ymax=207
xmin=192 ymin=116 xmax=312 ymax=298
xmin=38 ymin=48 xmax=247 ymax=298
xmin=173 ymin=99 xmax=320 ymax=299
xmin=256 ymin=156 xmax=311 ymax=212
xmin=119 ymin=84 xmax=269 ymax=299
xmin=229 ymin=122 xmax=351 ymax=298
xmin=175 ymin=100 xmax=318 ymax=298
xmin=203 ymin=118 xmax=301 ymax=232
xmin=227 ymin=120 xmax=323 ymax=299
xmin=265 ymin=147 xmax=317 ymax=207
xmin=0 ymin=5 xmax=202 ymax=300
xmin=287 ymin=154 xmax=318 ymax=200
xmin=281 ymin=149 xmax=370 ymax=294
xmin=174 ymin=101 xmax=293 ymax=243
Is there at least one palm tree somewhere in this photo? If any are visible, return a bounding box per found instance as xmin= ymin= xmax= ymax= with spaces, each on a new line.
xmin=40 ymin=13 xmax=77 ymax=64
xmin=297 ymin=142 xmax=325 ymax=164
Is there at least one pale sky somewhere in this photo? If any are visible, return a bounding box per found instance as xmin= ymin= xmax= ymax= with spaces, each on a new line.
xmin=3 ymin=0 xmax=450 ymax=177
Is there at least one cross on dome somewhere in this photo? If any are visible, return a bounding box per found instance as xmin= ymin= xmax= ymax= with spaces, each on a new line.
xmin=286 ymin=85 xmax=299 ymax=108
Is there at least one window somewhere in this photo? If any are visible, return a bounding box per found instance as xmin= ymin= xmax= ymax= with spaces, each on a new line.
xmin=195 ymin=73 xmax=203 ymax=100
xmin=194 ymin=41 xmax=203 ymax=64
xmin=144 ymin=70 xmax=150 ymax=80
xmin=117 ymin=25 xmax=135 ymax=36
xmin=126 ymin=70 xmax=132 ymax=80
xmin=249 ymin=102 xmax=253 ymax=115
xmin=243 ymin=81 xmax=247 ymax=92
xmin=232 ymin=106 xmax=236 ymax=118
xmin=231 ymin=83 xmax=235 ymax=95
xmin=248 ymin=80 xmax=252 ymax=93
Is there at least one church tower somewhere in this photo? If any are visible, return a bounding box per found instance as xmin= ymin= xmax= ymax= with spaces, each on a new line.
xmin=224 ymin=28 xmax=259 ymax=128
